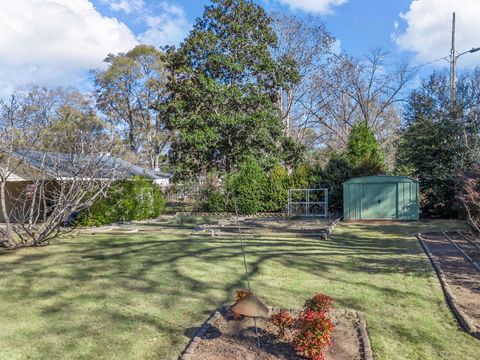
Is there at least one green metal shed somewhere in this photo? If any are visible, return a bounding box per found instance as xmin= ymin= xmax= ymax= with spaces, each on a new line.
xmin=343 ymin=176 xmax=419 ymax=221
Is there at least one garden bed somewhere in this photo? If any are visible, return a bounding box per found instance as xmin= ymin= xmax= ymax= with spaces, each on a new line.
xmin=181 ymin=307 xmax=372 ymax=360
xmin=417 ymin=231 xmax=480 ymax=339
xmin=192 ymin=217 xmax=340 ymax=240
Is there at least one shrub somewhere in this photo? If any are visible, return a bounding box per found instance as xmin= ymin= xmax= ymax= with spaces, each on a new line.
xmin=354 ymin=156 xmax=385 ymax=177
xmin=264 ymin=163 xmax=290 ymax=212
xmin=293 ymin=309 xmax=334 ymax=360
xmin=316 ymin=153 xmax=354 ymax=212
xmin=304 ymin=294 xmax=334 ymax=313
xmin=270 ymin=310 xmax=295 ymax=339
xmin=78 ymin=176 xmax=166 ymax=226
xmin=290 ymin=164 xmax=312 ymax=189
xmin=197 ymin=172 xmax=226 ymax=212
xmin=227 ymin=157 xmax=268 ymax=215
xmin=171 ymin=213 xmax=200 ymax=225
xmin=201 ymin=189 xmax=226 ymax=212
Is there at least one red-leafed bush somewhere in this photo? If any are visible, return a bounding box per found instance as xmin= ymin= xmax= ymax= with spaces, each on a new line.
xmin=304 ymin=293 xmax=334 ymax=313
xmin=270 ymin=310 xmax=295 ymax=339
xmin=293 ymin=309 xmax=334 ymax=360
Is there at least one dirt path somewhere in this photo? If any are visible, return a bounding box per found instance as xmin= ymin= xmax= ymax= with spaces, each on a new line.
xmin=419 ymin=232 xmax=480 ymax=335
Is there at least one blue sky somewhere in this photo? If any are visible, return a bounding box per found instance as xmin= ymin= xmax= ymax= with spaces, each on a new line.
xmin=0 ymin=0 xmax=479 ymax=95
xmin=91 ymin=0 xmax=413 ymax=57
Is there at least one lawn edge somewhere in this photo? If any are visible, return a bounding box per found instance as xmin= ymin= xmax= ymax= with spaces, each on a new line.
xmin=416 ymin=233 xmax=480 ymax=340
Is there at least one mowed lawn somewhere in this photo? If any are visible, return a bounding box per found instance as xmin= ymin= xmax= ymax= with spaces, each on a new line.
xmin=0 ymin=220 xmax=478 ymax=360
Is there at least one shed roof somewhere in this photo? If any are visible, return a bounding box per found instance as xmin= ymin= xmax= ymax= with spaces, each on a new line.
xmin=344 ymin=175 xmax=418 ymax=184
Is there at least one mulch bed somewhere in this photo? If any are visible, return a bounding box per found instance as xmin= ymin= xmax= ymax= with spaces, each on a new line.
xmin=417 ymin=231 xmax=480 ymax=339
xmin=181 ymin=307 xmax=372 ymax=360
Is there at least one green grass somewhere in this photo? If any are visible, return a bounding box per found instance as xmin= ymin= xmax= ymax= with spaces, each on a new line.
xmin=0 ymin=220 xmax=478 ymax=359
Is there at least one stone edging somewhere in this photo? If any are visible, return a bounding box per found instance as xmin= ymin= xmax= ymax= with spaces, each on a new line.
xmin=179 ymin=305 xmax=374 ymax=360
xmin=357 ymin=312 xmax=374 ymax=360
xmin=416 ymin=233 xmax=480 ymax=340
xmin=324 ymin=217 xmax=342 ymax=239
xmin=178 ymin=307 xmax=224 ymax=360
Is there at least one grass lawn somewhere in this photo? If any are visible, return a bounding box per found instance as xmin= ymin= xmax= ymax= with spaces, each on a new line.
xmin=0 ymin=220 xmax=478 ymax=359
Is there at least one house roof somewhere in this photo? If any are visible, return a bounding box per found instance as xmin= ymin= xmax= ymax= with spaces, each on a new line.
xmin=9 ymin=150 xmax=170 ymax=180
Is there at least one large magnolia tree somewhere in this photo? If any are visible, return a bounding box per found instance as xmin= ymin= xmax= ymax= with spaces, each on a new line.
xmin=166 ymin=0 xmax=302 ymax=178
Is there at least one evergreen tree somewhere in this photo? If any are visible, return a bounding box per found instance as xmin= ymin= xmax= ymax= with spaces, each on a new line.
xmin=396 ymin=72 xmax=477 ymax=216
xmin=315 ymin=153 xmax=354 ymax=212
xmin=227 ymin=156 xmax=268 ymax=214
xmin=166 ymin=0 xmax=300 ymax=178
xmin=346 ymin=121 xmax=385 ymax=170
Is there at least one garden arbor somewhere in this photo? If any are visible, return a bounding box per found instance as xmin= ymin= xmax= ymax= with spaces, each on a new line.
xmin=287 ymin=188 xmax=329 ymax=217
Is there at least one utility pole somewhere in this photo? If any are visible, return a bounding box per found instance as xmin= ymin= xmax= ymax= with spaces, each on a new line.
xmin=450 ymin=12 xmax=456 ymax=106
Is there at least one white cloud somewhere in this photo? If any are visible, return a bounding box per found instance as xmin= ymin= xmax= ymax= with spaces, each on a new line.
xmin=100 ymin=0 xmax=144 ymax=14
xmin=137 ymin=3 xmax=190 ymax=47
xmin=275 ymin=0 xmax=348 ymax=14
xmin=394 ymin=0 xmax=480 ymax=68
xmin=0 ymin=0 xmax=139 ymax=95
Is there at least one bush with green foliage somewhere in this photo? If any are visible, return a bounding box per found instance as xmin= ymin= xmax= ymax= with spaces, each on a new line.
xmin=290 ymin=164 xmax=313 ymax=189
xmin=264 ymin=163 xmax=290 ymax=212
xmin=201 ymin=189 xmax=226 ymax=212
xmin=315 ymin=154 xmax=354 ymax=212
xmin=197 ymin=173 xmax=227 ymax=212
xmin=78 ymin=177 xmax=166 ymax=226
xmin=227 ymin=157 xmax=268 ymax=215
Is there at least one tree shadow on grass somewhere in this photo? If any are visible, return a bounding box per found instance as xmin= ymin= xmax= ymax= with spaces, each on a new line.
xmin=0 ymin=221 xmax=458 ymax=359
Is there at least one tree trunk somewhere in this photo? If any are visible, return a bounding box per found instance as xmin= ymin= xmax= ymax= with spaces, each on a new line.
xmin=0 ymin=180 xmax=13 ymax=246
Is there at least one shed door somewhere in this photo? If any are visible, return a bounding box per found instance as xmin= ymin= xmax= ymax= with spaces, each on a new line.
xmin=361 ymin=184 xmax=397 ymax=219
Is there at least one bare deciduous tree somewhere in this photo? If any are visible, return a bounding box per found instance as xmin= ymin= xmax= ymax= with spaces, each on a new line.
xmin=272 ymin=14 xmax=334 ymax=137
xmin=0 ymin=87 xmax=123 ymax=249
xmin=457 ymin=165 xmax=480 ymax=233
xmin=301 ymin=50 xmax=415 ymax=161
xmin=9 ymin=151 xmax=121 ymax=247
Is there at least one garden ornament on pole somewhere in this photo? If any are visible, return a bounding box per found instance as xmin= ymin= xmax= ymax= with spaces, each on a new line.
xmin=232 ymin=197 xmax=264 ymax=350
xmin=231 ymin=293 xmax=269 ymax=318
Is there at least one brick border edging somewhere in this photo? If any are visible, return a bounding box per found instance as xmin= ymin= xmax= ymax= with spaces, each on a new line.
xmin=416 ymin=233 xmax=480 ymax=340
xmin=178 ymin=307 xmax=224 ymax=360
xmin=357 ymin=312 xmax=374 ymax=360
xmin=179 ymin=305 xmax=374 ymax=360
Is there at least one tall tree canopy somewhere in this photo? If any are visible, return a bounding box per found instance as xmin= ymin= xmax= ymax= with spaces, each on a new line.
xmin=397 ymin=71 xmax=480 ymax=216
xmin=166 ymin=0 xmax=301 ymax=178
xmin=94 ymin=45 xmax=169 ymax=170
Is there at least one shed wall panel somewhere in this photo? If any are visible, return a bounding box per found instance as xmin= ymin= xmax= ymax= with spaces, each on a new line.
xmin=343 ymin=176 xmax=419 ymax=221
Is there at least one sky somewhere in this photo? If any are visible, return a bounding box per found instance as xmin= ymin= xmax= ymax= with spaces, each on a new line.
xmin=1 ymin=0 xmax=480 ymax=96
